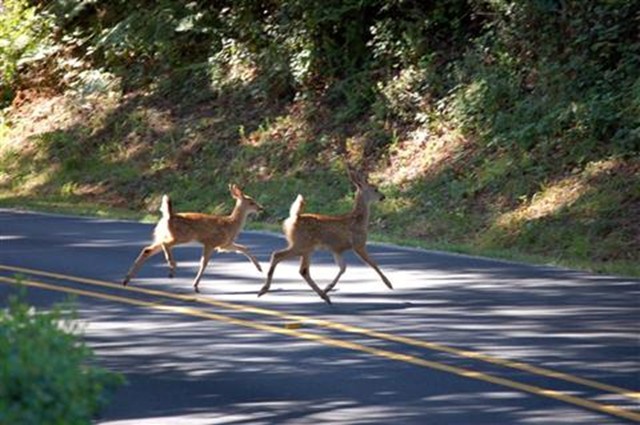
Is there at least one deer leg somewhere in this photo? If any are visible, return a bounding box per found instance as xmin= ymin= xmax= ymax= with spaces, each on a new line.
xmin=354 ymin=246 xmax=393 ymax=289
xmin=323 ymin=252 xmax=346 ymax=294
xmin=192 ymin=245 xmax=215 ymax=293
xmin=258 ymin=248 xmax=297 ymax=297
xmin=161 ymin=243 xmax=177 ymax=278
xmin=225 ymin=242 xmax=262 ymax=272
xmin=123 ymin=243 xmax=163 ymax=286
xmin=300 ymin=254 xmax=332 ymax=305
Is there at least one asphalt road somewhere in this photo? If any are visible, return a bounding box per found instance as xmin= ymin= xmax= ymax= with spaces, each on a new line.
xmin=1 ymin=209 xmax=638 ymax=424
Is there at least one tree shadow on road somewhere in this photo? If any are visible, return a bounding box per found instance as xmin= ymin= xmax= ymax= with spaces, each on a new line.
xmin=1 ymin=211 xmax=637 ymax=424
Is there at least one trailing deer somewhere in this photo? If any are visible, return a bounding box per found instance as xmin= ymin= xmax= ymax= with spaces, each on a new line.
xmin=123 ymin=185 xmax=263 ymax=293
xmin=258 ymin=168 xmax=393 ymax=304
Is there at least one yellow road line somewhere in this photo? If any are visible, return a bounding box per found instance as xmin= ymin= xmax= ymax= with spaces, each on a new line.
xmin=1 ymin=263 xmax=639 ymax=403
xmin=1 ymin=275 xmax=639 ymax=423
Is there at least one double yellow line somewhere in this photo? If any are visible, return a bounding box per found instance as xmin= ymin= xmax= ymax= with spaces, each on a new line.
xmin=1 ymin=264 xmax=638 ymax=423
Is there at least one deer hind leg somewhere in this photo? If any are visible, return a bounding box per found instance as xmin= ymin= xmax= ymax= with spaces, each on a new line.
xmin=354 ymin=246 xmax=393 ymax=290
xmin=225 ymin=242 xmax=262 ymax=272
xmin=192 ymin=245 xmax=215 ymax=293
xmin=323 ymin=252 xmax=346 ymax=294
xmin=299 ymin=254 xmax=332 ymax=304
xmin=258 ymin=247 xmax=297 ymax=297
xmin=123 ymin=243 xmax=163 ymax=286
xmin=161 ymin=243 xmax=177 ymax=278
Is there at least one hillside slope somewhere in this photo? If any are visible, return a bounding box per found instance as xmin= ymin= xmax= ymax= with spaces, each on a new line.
xmin=1 ymin=0 xmax=638 ymax=276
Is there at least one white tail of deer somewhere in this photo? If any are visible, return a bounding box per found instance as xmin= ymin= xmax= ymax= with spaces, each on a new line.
xmin=123 ymin=184 xmax=263 ymax=293
xmin=258 ymin=168 xmax=392 ymax=304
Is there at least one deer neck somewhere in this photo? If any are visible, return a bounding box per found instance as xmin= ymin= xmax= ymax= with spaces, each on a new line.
xmin=351 ymin=190 xmax=371 ymax=228
xmin=229 ymin=202 xmax=250 ymax=232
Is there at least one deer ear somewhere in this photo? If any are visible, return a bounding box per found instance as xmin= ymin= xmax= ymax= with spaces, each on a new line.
xmin=229 ymin=184 xmax=243 ymax=199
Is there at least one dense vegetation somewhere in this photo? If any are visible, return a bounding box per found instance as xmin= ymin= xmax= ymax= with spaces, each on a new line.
xmin=0 ymin=289 xmax=122 ymax=424
xmin=1 ymin=0 xmax=638 ymax=275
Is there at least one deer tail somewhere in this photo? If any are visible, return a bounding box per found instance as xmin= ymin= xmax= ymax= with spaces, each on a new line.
xmin=289 ymin=194 xmax=305 ymax=218
xmin=160 ymin=194 xmax=173 ymax=218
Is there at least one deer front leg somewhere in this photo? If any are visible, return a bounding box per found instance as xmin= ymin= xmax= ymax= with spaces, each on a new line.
xmin=354 ymin=246 xmax=393 ymax=290
xmin=300 ymin=254 xmax=332 ymax=304
xmin=258 ymin=248 xmax=297 ymax=297
xmin=192 ymin=245 xmax=215 ymax=293
xmin=123 ymin=243 xmax=163 ymax=286
xmin=323 ymin=252 xmax=346 ymax=294
xmin=225 ymin=242 xmax=262 ymax=272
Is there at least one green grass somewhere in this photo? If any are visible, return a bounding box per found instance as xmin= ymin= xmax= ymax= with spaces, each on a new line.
xmin=2 ymin=86 xmax=637 ymax=278
xmin=1 ymin=87 xmax=638 ymax=279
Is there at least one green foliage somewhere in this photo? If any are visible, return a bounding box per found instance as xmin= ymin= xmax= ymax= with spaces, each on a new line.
xmin=0 ymin=290 xmax=123 ymax=425
xmin=0 ymin=0 xmax=54 ymax=105
xmin=1 ymin=0 xmax=639 ymax=275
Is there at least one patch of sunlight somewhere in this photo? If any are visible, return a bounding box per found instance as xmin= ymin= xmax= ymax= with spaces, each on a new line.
xmin=210 ymin=38 xmax=258 ymax=88
xmin=0 ymin=118 xmax=9 ymax=142
xmin=98 ymin=411 xmax=268 ymax=425
xmin=498 ymin=175 xmax=586 ymax=227
xmin=496 ymin=158 xmax=622 ymax=228
xmin=17 ymin=165 xmax=59 ymax=194
xmin=241 ymin=112 xmax=305 ymax=148
xmin=379 ymin=123 xmax=471 ymax=185
xmin=2 ymin=89 xmax=119 ymax=154
xmin=0 ymin=235 xmax=24 ymax=241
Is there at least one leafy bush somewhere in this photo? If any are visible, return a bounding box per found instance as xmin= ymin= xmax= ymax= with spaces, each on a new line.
xmin=0 ymin=0 xmax=54 ymax=105
xmin=0 ymin=291 xmax=123 ymax=425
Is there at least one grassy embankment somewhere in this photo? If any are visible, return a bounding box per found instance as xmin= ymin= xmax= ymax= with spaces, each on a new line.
xmin=1 ymin=1 xmax=638 ymax=276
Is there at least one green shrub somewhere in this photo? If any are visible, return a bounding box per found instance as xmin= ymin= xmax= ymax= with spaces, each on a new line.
xmin=0 ymin=0 xmax=54 ymax=105
xmin=0 ymin=290 xmax=123 ymax=425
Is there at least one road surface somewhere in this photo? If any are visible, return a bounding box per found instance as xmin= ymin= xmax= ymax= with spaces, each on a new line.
xmin=1 ymin=209 xmax=638 ymax=424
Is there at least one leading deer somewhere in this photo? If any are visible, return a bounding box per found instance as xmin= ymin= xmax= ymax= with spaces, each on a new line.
xmin=258 ymin=168 xmax=393 ymax=304
xmin=123 ymin=185 xmax=263 ymax=293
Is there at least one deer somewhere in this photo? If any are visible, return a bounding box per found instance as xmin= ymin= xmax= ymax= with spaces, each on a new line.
xmin=122 ymin=184 xmax=263 ymax=293
xmin=257 ymin=167 xmax=393 ymax=304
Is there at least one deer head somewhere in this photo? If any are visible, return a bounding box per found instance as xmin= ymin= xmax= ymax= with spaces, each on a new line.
xmin=229 ymin=184 xmax=264 ymax=214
